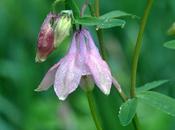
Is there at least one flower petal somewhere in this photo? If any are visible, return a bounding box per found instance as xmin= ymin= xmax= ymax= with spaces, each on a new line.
xmin=76 ymin=31 xmax=90 ymax=75
xmin=35 ymin=62 xmax=60 ymax=91
xmin=87 ymin=55 xmax=112 ymax=95
xmin=83 ymin=29 xmax=112 ymax=94
xmin=54 ymin=55 xmax=82 ymax=100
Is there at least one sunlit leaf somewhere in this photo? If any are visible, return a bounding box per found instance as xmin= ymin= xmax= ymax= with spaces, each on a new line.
xmin=52 ymin=0 xmax=65 ymax=5
xmin=118 ymin=98 xmax=137 ymax=126
xmin=100 ymin=10 xmax=136 ymax=19
xmin=74 ymin=16 xmax=102 ymax=26
xmin=75 ymin=17 xmax=125 ymax=29
xmin=137 ymin=91 xmax=175 ymax=116
xmin=97 ymin=19 xmax=125 ymax=29
xmin=164 ymin=40 xmax=175 ymax=49
xmin=137 ymin=80 xmax=168 ymax=93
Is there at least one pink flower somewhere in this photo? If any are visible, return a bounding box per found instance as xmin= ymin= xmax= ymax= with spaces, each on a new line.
xmin=36 ymin=29 xmax=112 ymax=100
xmin=35 ymin=13 xmax=56 ymax=62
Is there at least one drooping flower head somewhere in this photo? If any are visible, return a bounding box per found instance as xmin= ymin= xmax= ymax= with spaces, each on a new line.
xmin=36 ymin=28 xmax=112 ymax=100
xmin=54 ymin=10 xmax=72 ymax=47
xmin=35 ymin=11 xmax=72 ymax=63
xmin=35 ymin=13 xmax=56 ymax=62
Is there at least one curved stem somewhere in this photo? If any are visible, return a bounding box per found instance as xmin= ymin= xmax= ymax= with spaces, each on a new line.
xmin=80 ymin=0 xmax=89 ymax=17
xmin=130 ymin=0 xmax=154 ymax=98
xmin=132 ymin=115 xmax=141 ymax=130
xmin=52 ymin=0 xmax=60 ymax=12
xmin=86 ymin=91 xmax=103 ymax=130
xmin=112 ymin=77 xmax=128 ymax=101
xmin=94 ymin=0 xmax=107 ymax=59
xmin=130 ymin=1 xmax=154 ymax=130
xmin=94 ymin=0 xmax=100 ymax=17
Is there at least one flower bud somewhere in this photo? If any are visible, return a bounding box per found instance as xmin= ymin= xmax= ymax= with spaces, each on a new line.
xmin=35 ymin=13 xmax=55 ymax=63
xmin=54 ymin=11 xmax=72 ymax=47
xmin=168 ymin=22 xmax=175 ymax=36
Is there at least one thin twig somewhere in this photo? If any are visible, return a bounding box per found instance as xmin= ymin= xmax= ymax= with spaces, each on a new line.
xmin=80 ymin=0 xmax=89 ymax=17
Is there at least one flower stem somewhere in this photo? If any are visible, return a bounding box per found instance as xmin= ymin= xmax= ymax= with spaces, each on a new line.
xmin=132 ymin=115 xmax=141 ymax=130
xmin=112 ymin=77 xmax=128 ymax=101
xmin=80 ymin=0 xmax=89 ymax=17
xmin=131 ymin=0 xmax=154 ymax=130
xmin=130 ymin=0 xmax=154 ymax=98
xmin=86 ymin=91 xmax=103 ymax=130
xmin=94 ymin=0 xmax=107 ymax=59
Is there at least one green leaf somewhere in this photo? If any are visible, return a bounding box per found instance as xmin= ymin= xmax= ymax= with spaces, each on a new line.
xmin=68 ymin=0 xmax=80 ymax=18
xmin=137 ymin=80 xmax=168 ymax=93
xmin=74 ymin=16 xmax=102 ymax=26
xmin=164 ymin=40 xmax=175 ymax=49
xmin=75 ymin=17 xmax=125 ymax=29
xmin=97 ymin=19 xmax=125 ymax=29
xmin=118 ymin=98 xmax=137 ymax=126
xmin=53 ymin=0 xmax=65 ymax=5
xmin=100 ymin=10 xmax=136 ymax=20
xmin=137 ymin=91 xmax=175 ymax=116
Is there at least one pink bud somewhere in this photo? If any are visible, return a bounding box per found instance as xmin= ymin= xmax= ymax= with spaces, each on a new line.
xmin=35 ymin=13 xmax=55 ymax=62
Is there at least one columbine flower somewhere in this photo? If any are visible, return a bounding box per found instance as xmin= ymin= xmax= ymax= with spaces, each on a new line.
xmin=54 ymin=11 xmax=72 ymax=47
xmin=35 ymin=12 xmax=55 ymax=62
xmin=36 ymin=28 xmax=112 ymax=100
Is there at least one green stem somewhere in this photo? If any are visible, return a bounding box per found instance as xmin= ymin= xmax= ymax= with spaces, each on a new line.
xmin=130 ymin=0 xmax=154 ymax=98
xmin=94 ymin=0 xmax=107 ymax=59
xmin=112 ymin=77 xmax=128 ymax=101
xmin=86 ymin=91 xmax=103 ymax=130
xmin=94 ymin=0 xmax=100 ymax=17
xmin=130 ymin=0 xmax=154 ymax=130
xmin=132 ymin=115 xmax=141 ymax=130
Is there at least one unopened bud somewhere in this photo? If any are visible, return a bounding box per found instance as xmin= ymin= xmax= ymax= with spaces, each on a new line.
xmin=168 ymin=22 xmax=175 ymax=36
xmin=36 ymin=13 xmax=55 ymax=63
xmin=54 ymin=10 xmax=72 ymax=47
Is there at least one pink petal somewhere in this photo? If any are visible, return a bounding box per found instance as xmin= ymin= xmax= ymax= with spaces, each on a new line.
xmin=87 ymin=55 xmax=112 ymax=95
xmin=82 ymin=29 xmax=101 ymax=57
xmin=76 ymin=31 xmax=90 ymax=75
xmin=35 ymin=62 xmax=60 ymax=91
xmin=83 ymin=29 xmax=112 ymax=94
xmin=54 ymin=55 xmax=82 ymax=100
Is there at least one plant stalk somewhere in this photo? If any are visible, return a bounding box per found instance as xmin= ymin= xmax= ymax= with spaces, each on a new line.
xmin=130 ymin=0 xmax=154 ymax=98
xmin=94 ymin=0 xmax=107 ymax=59
xmin=86 ymin=91 xmax=103 ymax=130
xmin=130 ymin=0 xmax=154 ymax=130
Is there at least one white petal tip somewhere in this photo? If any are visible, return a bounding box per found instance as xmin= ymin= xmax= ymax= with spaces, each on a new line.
xmin=35 ymin=55 xmax=46 ymax=63
xmin=34 ymin=86 xmax=48 ymax=92
xmin=58 ymin=96 xmax=66 ymax=101
xmin=104 ymin=90 xmax=110 ymax=95
xmin=34 ymin=87 xmax=43 ymax=92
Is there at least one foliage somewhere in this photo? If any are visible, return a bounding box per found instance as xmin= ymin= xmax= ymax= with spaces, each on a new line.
xmin=1 ymin=0 xmax=175 ymax=130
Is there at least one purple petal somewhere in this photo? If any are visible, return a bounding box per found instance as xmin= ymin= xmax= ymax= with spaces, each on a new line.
xmin=35 ymin=62 xmax=60 ymax=91
xmin=76 ymin=31 xmax=90 ymax=75
xmin=54 ymin=55 xmax=82 ymax=100
xmin=82 ymin=29 xmax=101 ymax=58
xmin=87 ymin=55 xmax=112 ymax=95
xmin=83 ymin=29 xmax=112 ymax=94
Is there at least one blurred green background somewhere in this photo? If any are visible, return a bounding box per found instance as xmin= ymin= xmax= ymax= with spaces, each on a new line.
xmin=1 ymin=0 xmax=175 ymax=130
